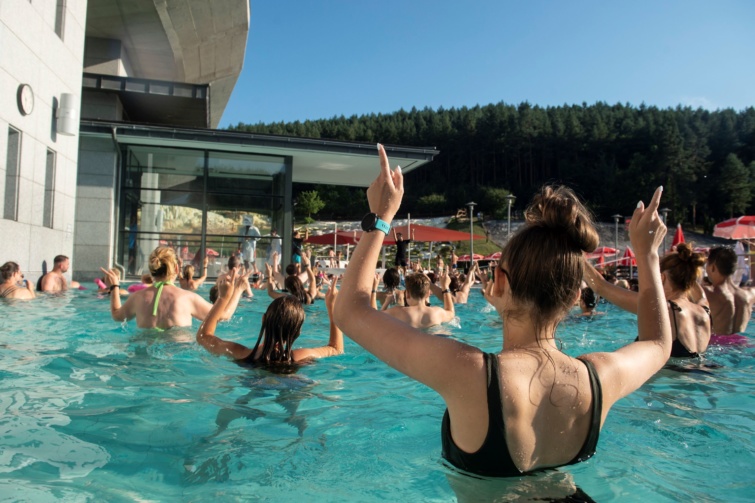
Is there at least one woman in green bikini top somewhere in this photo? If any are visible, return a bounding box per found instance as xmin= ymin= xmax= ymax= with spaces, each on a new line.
xmin=101 ymin=247 xmax=247 ymax=330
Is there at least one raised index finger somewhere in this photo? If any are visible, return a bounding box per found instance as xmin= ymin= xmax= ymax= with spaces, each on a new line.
xmin=377 ymin=143 xmax=392 ymax=179
xmin=646 ymin=186 xmax=663 ymax=214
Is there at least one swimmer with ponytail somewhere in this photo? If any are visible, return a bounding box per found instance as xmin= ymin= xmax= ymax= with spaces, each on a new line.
xmin=336 ymin=144 xmax=671 ymax=479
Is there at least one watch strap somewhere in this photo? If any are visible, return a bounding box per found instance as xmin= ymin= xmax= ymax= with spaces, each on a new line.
xmin=374 ymin=218 xmax=390 ymax=234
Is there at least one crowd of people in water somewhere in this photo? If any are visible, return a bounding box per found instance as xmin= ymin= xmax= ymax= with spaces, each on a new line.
xmin=2 ymin=144 xmax=754 ymax=496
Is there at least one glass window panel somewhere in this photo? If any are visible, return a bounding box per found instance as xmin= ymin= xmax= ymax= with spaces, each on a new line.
xmin=4 ymin=127 xmax=21 ymax=221
xmin=44 ymin=149 xmax=56 ymax=228
xmin=207 ymin=152 xmax=285 ymax=194
xmin=124 ymin=146 xmax=205 ymax=192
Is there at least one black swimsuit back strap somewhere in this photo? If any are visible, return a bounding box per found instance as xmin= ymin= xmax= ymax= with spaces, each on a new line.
xmin=569 ymin=358 xmax=603 ymax=464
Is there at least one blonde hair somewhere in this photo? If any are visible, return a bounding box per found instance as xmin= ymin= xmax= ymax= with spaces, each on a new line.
xmin=183 ymin=265 xmax=195 ymax=281
xmin=148 ymin=247 xmax=178 ymax=281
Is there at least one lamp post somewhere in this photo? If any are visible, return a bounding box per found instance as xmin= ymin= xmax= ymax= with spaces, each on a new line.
xmin=660 ymin=208 xmax=671 ymax=253
xmin=467 ymin=201 xmax=477 ymax=261
xmin=612 ymin=214 xmax=622 ymax=255
xmin=505 ymin=194 xmax=516 ymax=237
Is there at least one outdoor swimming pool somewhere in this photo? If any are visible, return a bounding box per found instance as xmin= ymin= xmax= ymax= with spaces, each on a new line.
xmin=0 ymin=287 xmax=753 ymax=502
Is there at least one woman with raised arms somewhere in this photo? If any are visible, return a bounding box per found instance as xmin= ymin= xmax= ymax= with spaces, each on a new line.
xmin=334 ymin=144 xmax=671 ymax=477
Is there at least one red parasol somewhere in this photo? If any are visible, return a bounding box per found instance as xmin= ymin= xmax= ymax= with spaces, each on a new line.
xmin=306 ymin=231 xmax=362 ymax=246
xmin=713 ymin=216 xmax=755 ymax=240
xmin=383 ymin=224 xmax=485 ymax=245
xmin=586 ymin=246 xmax=617 ymax=260
xmin=205 ymin=248 xmax=220 ymax=257
xmin=484 ymin=251 xmax=502 ymax=260
xmin=671 ymin=224 xmax=685 ymax=249
xmin=620 ymin=247 xmax=637 ymax=266
xmin=457 ymin=253 xmax=484 ymax=261
xmin=596 ymin=254 xmax=606 ymax=269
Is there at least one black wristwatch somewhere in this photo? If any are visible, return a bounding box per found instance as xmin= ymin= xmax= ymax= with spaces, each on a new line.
xmin=361 ymin=213 xmax=391 ymax=234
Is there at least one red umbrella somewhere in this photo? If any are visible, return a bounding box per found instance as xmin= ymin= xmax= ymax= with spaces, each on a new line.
xmin=457 ymin=253 xmax=484 ymax=261
xmin=484 ymin=251 xmax=502 ymax=260
xmin=671 ymin=224 xmax=685 ymax=249
xmin=713 ymin=216 xmax=755 ymax=240
xmin=206 ymin=248 xmax=220 ymax=257
xmin=586 ymin=246 xmax=617 ymax=259
xmin=306 ymin=231 xmax=362 ymax=245
xmin=620 ymin=247 xmax=637 ymax=266
xmin=383 ymin=224 xmax=485 ymax=245
xmin=596 ymin=254 xmax=606 ymax=269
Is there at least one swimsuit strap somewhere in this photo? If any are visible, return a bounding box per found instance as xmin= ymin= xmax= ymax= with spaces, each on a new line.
xmin=151 ymin=281 xmax=173 ymax=317
xmin=667 ymin=300 xmax=682 ymax=337
xmin=569 ymin=358 xmax=603 ymax=464
xmin=0 ymin=283 xmax=19 ymax=298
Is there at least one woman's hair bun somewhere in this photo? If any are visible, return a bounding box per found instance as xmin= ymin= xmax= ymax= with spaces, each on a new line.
xmin=675 ymin=242 xmax=705 ymax=267
xmin=525 ymin=186 xmax=599 ymax=253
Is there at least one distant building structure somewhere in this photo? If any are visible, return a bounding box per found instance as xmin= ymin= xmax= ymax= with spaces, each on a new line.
xmin=1 ymin=1 xmax=437 ymax=282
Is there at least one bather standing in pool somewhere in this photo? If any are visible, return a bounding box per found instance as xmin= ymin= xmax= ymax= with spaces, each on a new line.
xmin=584 ymin=242 xmax=710 ymax=357
xmin=100 ymin=247 xmax=247 ymax=330
xmin=702 ymin=246 xmax=755 ymax=336
xmin=335 ymin=144 xmax=671 ymax=477
xmin=0 ymin=262 xmax=36 ymax=300
xmin=196 ymin=271 xmax=344 ymax=366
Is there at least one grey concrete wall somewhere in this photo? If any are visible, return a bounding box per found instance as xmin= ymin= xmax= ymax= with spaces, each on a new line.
xmin=0 ymin=0 xmax=86 ymax=284
xmin=74 ymin=136 xmax=119 ymax=282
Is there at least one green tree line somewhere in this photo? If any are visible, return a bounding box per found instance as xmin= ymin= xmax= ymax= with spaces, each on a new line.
xmin=228 ymin=102 xmax=755 ymax=230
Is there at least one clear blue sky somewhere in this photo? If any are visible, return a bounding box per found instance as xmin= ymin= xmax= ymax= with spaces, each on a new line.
xmin=220 ymin=0 xmax=754 ymax=127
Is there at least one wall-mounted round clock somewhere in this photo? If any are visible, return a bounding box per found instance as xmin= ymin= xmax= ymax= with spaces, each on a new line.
xmin=17 ymin=84 xmax=34 ymax=116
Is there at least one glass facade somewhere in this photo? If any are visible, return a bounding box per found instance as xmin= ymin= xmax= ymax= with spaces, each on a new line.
xmin=119 ymin=145 xmax=288 ymax=278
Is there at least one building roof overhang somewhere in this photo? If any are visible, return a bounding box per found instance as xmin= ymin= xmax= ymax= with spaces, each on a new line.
xmin=80 ymin=120 xmax=438 ymax=187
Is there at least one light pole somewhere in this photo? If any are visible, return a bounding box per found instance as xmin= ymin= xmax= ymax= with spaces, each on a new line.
xmin=467 ymin=201 xmax=477 ymax=261
xmin=660 ymin=208 xmax=671 ymax=253
xmin=505 ymin=194 xmax=516 ymax=237
xmin=612 ymin=214 xmax=622 ymax=254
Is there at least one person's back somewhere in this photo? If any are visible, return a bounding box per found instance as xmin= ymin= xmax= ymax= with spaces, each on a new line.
xmin=101 ymin=247 xmax=245 ymax=330
xmin=385 ymin=272 xmax=454 ymax=329
xmin=39 ymin=255 xmax=72 ymax=293
xmin=0 ymin=262 xmax=35 ymax=300
xmin=335 ymin=144 xmax=671 ymax=478
xmin=704 ymin=247 xmax=743 ymax=334
xmin=732 ymin=284 xmax=755 ymax=333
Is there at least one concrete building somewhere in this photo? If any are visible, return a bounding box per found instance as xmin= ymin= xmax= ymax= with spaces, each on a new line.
xmin=1 ymin=1 xmax=437 ymax=285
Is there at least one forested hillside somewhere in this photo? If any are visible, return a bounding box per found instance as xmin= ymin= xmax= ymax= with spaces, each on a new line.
xmin=228 ymin=103 xmax=755 ymax=230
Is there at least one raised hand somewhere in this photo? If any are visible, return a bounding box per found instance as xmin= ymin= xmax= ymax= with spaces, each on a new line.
xmin=629 ymin=186 xmax=666 ymax=256
xmin=326 ymin=275 xmax=340 ymax=313
xmin=218 ymin=268 xmax=236 ymax=297
xmin=366 ymin=144 xmax=404 ymax=222
xmin=99 ymin=267 xmax=121 ymax=287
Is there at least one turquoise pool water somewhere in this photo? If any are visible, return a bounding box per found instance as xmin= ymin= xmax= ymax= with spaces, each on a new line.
xmin=0 ymin=288 xmax=753 ymax=502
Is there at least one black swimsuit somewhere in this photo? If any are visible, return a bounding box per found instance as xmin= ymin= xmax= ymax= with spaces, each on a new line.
xmin=441 ymin=352 xmax=603 ymax=477
xmin=645 ymin=300 xmax=710 ymax=358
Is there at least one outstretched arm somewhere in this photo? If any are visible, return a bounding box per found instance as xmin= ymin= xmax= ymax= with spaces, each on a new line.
xmin=196 ymin=270 xmax=253 ymax=360
xmin=582 ymin=187 xmax=671 ymax=410
xmin=334 ymin=145 xmax=478 ymax=396
xmin=293 ymin=277 xmax=344 ymax=360
xmin=583 ymin=261 xmax=639 ymax=314
xmin=100 ymin=267 xmax=135 ymax=322
xmin=438 ymin=270 xmax=455 ymax=321
xmin=302 ymin=250 xmax=318 ymax=301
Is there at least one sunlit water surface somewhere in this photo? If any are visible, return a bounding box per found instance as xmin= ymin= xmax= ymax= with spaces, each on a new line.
xmin=0 ymin=287 xmax=753 ymax=502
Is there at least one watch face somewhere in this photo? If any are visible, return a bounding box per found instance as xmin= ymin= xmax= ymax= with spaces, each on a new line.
xmin=17 ymin=84 xmax=34 ymax=115
xmin=361 ymin=213 xmax=378 ymax=232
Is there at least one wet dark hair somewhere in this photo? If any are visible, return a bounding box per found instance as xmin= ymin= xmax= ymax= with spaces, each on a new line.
xmin=227 ymin=255 xmax=241 ymax=270
xmin=581 ymin=287 xmax=597 ymax=309
xmin=661 ymin=242 xmax=706 ymax=291
xmin=285 ymin=264 xmax=297 ymax=276
xmin=449 ymin=276 xmax=461 ymax=294
xmin=209 ymin=285 xmax=219 ymax=304
xmin=1 ymin=262 xmax=20 ymax=281
xmin=249 ymin=296 xmax=306 ymax=370
xmin=54 ymin=255 xmax=68 ymax=265
xmin=707 ymin=246 xmax=737 ymax=277
xmin=284 ymin=275 xmax=310 ymax=304
xmin=382 ymin=268 xmax=401 ymax=290
xmin=500 ymin=185 xmax=599 ymax=331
